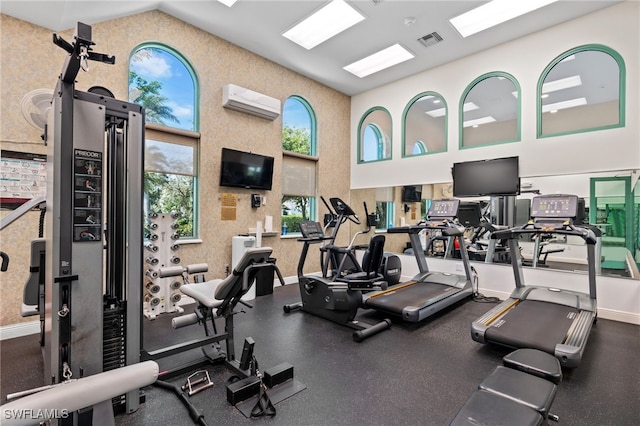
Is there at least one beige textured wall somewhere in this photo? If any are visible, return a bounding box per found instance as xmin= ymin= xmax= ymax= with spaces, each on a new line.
xmin=0 ymin=11 xmax=352 ymax=327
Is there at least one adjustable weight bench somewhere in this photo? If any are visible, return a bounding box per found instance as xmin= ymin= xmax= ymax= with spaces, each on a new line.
xmin=153 ymin=246 xmax=305 ymax=418
xmin=450 ymin=349 xmax=562 ymax=426
xmin=146 ymin=246 xmax=277 ymax=378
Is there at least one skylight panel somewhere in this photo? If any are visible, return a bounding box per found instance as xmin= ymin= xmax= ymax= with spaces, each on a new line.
xmin=450 ymin=0 xmax=559 ymax=38
xmin=283 ymin=0 xmax=365 ymax=50
xmin=344 ymin=44 xmax=414 ymax=78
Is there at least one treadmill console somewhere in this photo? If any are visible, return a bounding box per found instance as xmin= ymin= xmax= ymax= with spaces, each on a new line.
xmin=299 ymin=220 xmax=325 ymax=239
xmin=427 ymin=199 xmax=460 ymax=219
xmin=531 ymin=194 xmax=578 ymax=219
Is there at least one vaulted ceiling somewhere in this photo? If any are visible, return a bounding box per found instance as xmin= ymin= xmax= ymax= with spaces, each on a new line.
xmin=1 ymin=1 xmax=621 ymax=95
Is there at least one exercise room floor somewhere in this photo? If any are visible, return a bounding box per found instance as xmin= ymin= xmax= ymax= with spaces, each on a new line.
xmin=2 ymin=283 xmax=639 ymax=425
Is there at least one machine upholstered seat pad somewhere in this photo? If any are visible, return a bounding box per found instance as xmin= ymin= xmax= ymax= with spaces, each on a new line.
xmin=180 ymin=279 xmax=225 ymax=308
xmin=479 ymin=366 xmax=557 ymax=415
xmin=503 ymin=348 xmax=562 ymax=384
xmin=485 ymin=300 xmax=577 ymax=353
xmin=180 ymin=247 xmax=273 ymax=307
xmin=449 ymin=389 xmax=543 ymax=426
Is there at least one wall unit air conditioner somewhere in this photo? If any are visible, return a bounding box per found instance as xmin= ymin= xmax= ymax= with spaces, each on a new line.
xmin=222 ymin=84 xmax=281 ymax=120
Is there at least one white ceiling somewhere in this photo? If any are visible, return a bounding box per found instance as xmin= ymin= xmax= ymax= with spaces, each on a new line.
xmin=0 ymin=0 xmax=622 ymax=96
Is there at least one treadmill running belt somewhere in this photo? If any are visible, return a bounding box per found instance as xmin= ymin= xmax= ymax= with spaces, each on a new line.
xmin=366 ymin=282 xmax=457 ymax=316
xmin=485 ymin=300 xmax=578 ymax=354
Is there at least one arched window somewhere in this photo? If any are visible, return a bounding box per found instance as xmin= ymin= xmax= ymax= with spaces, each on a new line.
xmin=282 ymin=96 xmax=317 ymax=234
xmin=460 ymin=72 xmax=521 ymax=149
xmin=358 ymin=107 xmax=392 ymax=163
xmin=537 ymin=44 xmax=625 ymax=137
xmin=129 ymin=44 xmax=199 ymax=239
xmin=413 ymin=141 xmax=427 ymax=155
xmin=402 ymin=92 xmax=446 ymax=157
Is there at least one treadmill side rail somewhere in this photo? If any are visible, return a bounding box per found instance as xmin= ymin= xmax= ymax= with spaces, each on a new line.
xmin=471 ymin=298 xmax=518 ymax=344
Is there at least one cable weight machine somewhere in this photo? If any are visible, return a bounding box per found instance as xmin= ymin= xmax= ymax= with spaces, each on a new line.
xmin=44 ymin=22 xmax=145 ymax=417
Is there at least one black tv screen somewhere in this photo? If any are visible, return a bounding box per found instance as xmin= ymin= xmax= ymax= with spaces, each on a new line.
xmin=402 ymin=185 xmax=422 ymax=202
xmin=452 ymin=156 xmax=520 ymax=197
xmin=219 ymin=148 xmax=274 ymax=190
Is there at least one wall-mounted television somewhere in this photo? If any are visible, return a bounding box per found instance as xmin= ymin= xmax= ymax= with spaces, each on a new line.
xmin=402 ymin=185 xmax=422 ymax=202
xmin=452 ymin=156 xmax=520 ymax=197
xmin=219 ymin=147 xmax=274 ymax=190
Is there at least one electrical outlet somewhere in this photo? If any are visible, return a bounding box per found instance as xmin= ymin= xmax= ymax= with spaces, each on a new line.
xmin=455 ymin=263 xmax=464 ymax=272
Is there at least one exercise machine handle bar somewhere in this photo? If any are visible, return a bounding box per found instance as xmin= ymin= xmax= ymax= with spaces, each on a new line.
xmin=491 ymin=222 xmax=598 ymax=245
xmin=346 ymin=201 xmax=374 ymax=250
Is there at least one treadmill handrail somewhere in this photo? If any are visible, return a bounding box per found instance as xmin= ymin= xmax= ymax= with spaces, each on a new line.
xmin=491 ymin=223 xmax=597 ymax=245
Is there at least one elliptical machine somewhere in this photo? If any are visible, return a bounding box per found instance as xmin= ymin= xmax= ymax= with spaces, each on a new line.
xmin=283 ymin=198 xmax=392 ymax=342
xmin=320 ymin=197 xmax=401 ymax=284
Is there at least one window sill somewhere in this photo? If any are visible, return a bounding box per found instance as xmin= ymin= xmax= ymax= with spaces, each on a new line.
xmin=281 ymin=234 xmax=300 ymax=239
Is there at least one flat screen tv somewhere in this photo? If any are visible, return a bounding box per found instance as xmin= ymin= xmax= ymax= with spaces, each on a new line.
xmin=219 ymin=148 xmax=274 ymax=190
xmin=402 ymin=185 xmax=422 ymax=202
xmin=452 ymin=156 xmax=520 ymax=197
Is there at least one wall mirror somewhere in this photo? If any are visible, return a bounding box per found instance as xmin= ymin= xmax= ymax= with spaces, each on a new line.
xmin=358 ymin=107 xmax=392 ymax=163
xmin=353 ymin=171 xmax=640 ymax=280
xmin=402 ymin=92 xmax=447 ymax=157
xmin=460 ymin=72 xmax=520 ymax=149
xmin=538 ymin=45 xmax=625 ymax=137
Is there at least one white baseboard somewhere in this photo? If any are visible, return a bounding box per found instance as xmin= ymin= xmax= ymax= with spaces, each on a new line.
xmin=0 ymin=321 xmax=40 ymax=340
xmin=598 ymin=308 xmax=640 ymax=325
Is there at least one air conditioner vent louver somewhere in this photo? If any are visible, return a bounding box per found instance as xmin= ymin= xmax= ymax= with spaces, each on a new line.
xmin=417 ymin=32 xmax=443 ymax=48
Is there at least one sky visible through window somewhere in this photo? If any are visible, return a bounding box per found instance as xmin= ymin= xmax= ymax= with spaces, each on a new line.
xmin=129 ymin=47 xmax=195 ymax=132
xmin=283 ymin=98 xmax=310 ymax=130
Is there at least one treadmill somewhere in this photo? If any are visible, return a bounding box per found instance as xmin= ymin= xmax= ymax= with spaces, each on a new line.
xmin=362 ymin=199 xmax=474 ymax=322
xmin=471 ymin=194 xmax=598 ymax=368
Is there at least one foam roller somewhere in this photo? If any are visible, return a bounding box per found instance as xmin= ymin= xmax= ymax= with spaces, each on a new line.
xmin=159 ymin=266 xmax=184 ymax=278
xmin=186 ymin=263 xmax=208 ymax=274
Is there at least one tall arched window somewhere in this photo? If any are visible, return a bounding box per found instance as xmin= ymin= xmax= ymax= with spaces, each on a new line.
xmin=129 ymin=44 xmax=200 ymax=239
xmin=282 ymin=96 xmax=317 ymax=234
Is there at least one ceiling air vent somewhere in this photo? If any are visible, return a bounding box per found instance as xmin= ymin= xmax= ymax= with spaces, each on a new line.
xmin=417 ymin=32 xmax=443 ymax=48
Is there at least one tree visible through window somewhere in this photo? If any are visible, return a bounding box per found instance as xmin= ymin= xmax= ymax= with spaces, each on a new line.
xmin=282 ymin=96 xmax=317 ymax=234
xmin=129 ymin=44 xmax=199 ymax=238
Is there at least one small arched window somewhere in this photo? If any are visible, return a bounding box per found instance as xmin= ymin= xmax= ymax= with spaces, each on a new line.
xmin=402 ymin=92 xmax=447 ymax=157
xmin=460 ymin=72 xmax=521 ymax=149
xmin=537 ymin=44 xmax=625 ymax=137
xmin=358 ymin=107 xmax=392 ymax=163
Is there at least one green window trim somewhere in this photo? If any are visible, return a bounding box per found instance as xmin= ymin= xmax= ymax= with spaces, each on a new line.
xmin=129 ymin=43 xmax=200 ymax=239
xmin=458 ymin=71 xmax=522 ymax=150
xmin=129 ymin=42 xmax=200 ymax=132
xmin=357 ymin=106 xmax=393 ymax=164
xmin=536 ymin=44 xmax=626 ymax=139
xmin=283 ymin=95 xmax=317 ymax=156
xmin=401 ymin=91 xmax=448 ymax=158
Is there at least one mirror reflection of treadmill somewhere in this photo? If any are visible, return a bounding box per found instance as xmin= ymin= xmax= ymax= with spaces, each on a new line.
xmin=471 ymin=194 xmax=598 ymax=368
xmin=362 ymin=198 xmax=474 ymax=323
